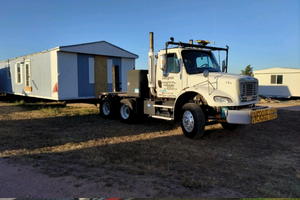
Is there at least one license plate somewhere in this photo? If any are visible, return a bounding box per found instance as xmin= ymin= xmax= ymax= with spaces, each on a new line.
xmin=247 ymin=95 xmax=252 ymax=101
xmin=251 ymin=108 xmax=277 ymax=123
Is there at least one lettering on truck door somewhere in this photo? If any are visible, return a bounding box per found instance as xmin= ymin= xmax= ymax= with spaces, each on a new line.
xmin=160 ymin=53 xmax=182 ymax=98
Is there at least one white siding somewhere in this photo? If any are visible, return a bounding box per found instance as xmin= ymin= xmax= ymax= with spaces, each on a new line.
xmin=7 ymin=52 xmax=54 ymax=99
xmin=253 ymin=68 xmax=300 ymax=97
xmin=57 ymin=52 xmax=78 ymax=99
xmin=50 ymin=50 xmax=58 ymax=100
xmin=121 ymin=58 xmax=135 ymax=91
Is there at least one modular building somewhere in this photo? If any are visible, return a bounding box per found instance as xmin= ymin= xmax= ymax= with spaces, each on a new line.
xmin=0 ymin=41 xmax=138 ymax=100
xmin=253 ymin=67 xmax=300 ymax=98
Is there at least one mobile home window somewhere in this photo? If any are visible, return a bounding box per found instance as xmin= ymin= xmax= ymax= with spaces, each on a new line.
xmin=270 ymin=75 xmax=283 ymax=84
xmin=25 ymin=63 xmax=30 ymax=86
xmin=15 ymin=63 xmax=22 ymax=84
xmin=277 ymin=75 xmax=283 ymax=84
xmin=270 ymin=75 xmax=276 ymax=84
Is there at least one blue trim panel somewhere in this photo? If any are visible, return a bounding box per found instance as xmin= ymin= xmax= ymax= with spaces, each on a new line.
xmin=77 ymin=54 xmax=94 ymax=97
xmin=0 ymin=67 xmax=12 ymax=93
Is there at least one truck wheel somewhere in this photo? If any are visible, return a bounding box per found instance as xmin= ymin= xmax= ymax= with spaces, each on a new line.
xmin=100 ymin=99 xmax=114 ymax=119
xmin=119 ymin=99 xmax=135 ymax=123
xmin=181 ymin=103 xmax=205 ymax=139
xmin=221 ymin=122 xmax=240 ymax=131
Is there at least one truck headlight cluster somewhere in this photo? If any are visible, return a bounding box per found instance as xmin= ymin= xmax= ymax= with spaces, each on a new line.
xmin=214 ymin=96 xmax=233 ymax=103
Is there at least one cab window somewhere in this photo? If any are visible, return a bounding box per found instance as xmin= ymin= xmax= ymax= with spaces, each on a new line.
xmin=182 ymin=50 xmax=220 ymax=74
xmin=196 ymin=56 xmax=214 ymax=68
xmin=167 ymin=53 xmax=180 ymax=73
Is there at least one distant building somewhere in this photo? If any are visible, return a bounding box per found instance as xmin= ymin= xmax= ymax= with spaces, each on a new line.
xmin=253 ymin=67 xmax=300 ymax=97
xmin=0 ymin=41 xmax=138 ymax=100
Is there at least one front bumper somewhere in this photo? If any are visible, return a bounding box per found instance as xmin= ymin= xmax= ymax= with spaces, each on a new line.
xmin=224 ymin=106 xmax=277 ymax=124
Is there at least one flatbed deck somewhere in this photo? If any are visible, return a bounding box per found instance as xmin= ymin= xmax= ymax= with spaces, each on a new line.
xmin=100 ymin=91 xmax=128 ymax=97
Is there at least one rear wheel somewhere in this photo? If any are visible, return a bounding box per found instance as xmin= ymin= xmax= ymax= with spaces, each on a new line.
xmin=100 ymin=99 xmax=114 ymax=119
xmin=221 ymin=122 xmax=240 ymax=131
xmin=119 ymin=99 xmax=135 ymax=123
xmin=181 ymin=103 xmax=205 ymax=139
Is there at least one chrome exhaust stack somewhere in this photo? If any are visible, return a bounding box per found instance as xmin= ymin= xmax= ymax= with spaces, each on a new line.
xmin=148 ymin=32 xmax=156 ymax=96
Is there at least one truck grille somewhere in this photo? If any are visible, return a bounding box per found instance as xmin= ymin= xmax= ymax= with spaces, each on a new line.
xmin=240 ymin=82 xmax=258 ymax=102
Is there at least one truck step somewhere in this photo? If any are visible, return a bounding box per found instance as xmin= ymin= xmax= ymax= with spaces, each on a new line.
xmin=151 ymin=115 xmax=174 ymax=120
xmin=153 ymin=105 xmax=174 ymax=109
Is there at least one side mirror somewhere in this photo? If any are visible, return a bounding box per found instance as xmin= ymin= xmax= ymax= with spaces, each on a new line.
xmin=160 ymin=55 xmax=167 ymax=71
xmin=222 ymin=60 xmax=227 ymax=73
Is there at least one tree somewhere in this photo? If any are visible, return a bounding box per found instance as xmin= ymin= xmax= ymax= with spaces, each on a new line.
xmin=241 ymin=65 xmax=253 ymax=76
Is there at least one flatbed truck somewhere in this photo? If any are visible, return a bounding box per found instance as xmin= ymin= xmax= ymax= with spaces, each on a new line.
xmin=99 ymin=32 xmax=277 ymax=139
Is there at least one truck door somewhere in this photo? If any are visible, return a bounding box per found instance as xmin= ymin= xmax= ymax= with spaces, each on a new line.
xmin=157 ymin=53 xmax=182 ymax=98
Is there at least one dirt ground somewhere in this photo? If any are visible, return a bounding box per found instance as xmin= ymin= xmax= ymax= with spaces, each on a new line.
xmin=0 ymin=98 xmax=300 ymax=198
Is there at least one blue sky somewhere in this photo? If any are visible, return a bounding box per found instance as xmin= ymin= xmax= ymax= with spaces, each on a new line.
xmin=0 ymin=0 xmax=299 ymax=74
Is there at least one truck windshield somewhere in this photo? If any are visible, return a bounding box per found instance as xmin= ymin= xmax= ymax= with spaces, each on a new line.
xmin=182 ymin=50 xmax=220 ymax=74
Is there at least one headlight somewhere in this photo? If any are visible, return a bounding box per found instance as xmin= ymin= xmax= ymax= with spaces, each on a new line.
xmin=214 ymin=96 xmax=233 ymax=103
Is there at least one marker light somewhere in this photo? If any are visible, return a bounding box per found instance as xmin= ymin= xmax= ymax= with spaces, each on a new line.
xmin=196 ymin=40 xmax=210 ymax=46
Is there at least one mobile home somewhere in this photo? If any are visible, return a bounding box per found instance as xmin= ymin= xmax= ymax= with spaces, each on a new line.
xmin=0 ymin=41 xmax=138 ymax=100
xmin=253 ymin=67 xmax=300 ymax=97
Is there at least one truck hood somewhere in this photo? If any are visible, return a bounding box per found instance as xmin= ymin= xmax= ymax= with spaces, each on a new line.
xmin=188 ymin=72 xmax=256 ymax=85
xmin=187 ymin=72 xmax=258 ymax=106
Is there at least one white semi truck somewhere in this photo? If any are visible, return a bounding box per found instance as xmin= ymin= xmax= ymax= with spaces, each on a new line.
xmin=99 ymin=32 xmax=277 ymax=139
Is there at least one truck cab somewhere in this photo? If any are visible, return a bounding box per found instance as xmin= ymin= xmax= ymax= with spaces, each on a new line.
xmin=156 ymin=45 xmax=259 ymax=106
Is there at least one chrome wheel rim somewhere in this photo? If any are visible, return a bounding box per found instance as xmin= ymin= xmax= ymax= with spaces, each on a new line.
xmin=182 ymin=110 xmax=194 ymax=132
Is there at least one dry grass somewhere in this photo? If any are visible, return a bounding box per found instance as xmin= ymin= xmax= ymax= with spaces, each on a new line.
xmin=0 ymin=101 xmax=299 ymax=197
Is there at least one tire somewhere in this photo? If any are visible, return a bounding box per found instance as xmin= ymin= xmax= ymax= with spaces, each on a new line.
xmin=181 ymin=103 xmax=205 ymax=139
xmin=119 ymin=99 xmax=135 ymax=123
xmin=221 ymin=122 xmax=240 ymax=131
xmin=100 ymin=99 xmax=114 ymax=119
